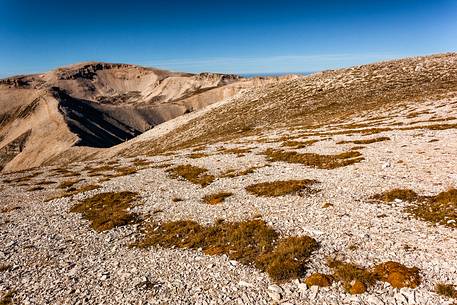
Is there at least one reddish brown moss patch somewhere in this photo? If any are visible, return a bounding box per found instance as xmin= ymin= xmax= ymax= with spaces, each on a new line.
xmin=245 ymin=179 xmax=319 ymax=197
xmin=372 ymin=261 xmax=421 ymax=289
xmin=336 ymin=136 xmax=390 ymax=145
xmin=327 ymin=259 xmax=376 ymax=294
xmin=304 ymin=273 xmax=333 ymax=287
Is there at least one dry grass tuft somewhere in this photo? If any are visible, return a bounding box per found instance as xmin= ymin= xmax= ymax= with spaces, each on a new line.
xmin=35 ymin=180 xmax=57 ymax=185
xmin=407 ymin=188 xmax=457 ymax=228
xmin=372 ymin=189 xmax=419 ymax=202
xmin=27 ymin=186 xmax=45 ymax=192
xmin=0 ymin=263 xmax=12 ymax=272
xmin=337 ymin=136 xmax=390 ymax=145
xmin=264 ymin=149 xmax=364 ymax=169
xmin=2 ymin=172 xmax=41 ymax=184
xmin=372 ymin=188 xmax=457 ymax=228
xmin=113 ymin=166 xmax=138 ymax=177
xmin=435 ymin=283 xmax=457 ymax=298
xmin=58 ymin=179 xmax=83 ymax=189
xmin=327 ymin=258 xmax=421 ymax=293
xmin=202 ymin=192 xmax=233 ymax=205
xmin=304 ymin=273 xmax=333 ymax=287
xmin=0 ymin=206 xmax=21 ymax=213
xmin=282 ymin=139 xmax=319 ymax=148
xmin=188 ymin=153 xmax=209 ymax=159
xmin=133 ymin=219 xmax=318 ymax=282
xmin=220 ymin=166 xmax=260 ymax=178
xmin=256 ymin=236 xmax=319 ymax=281
xmin=245 ymin=179 xmax=319 ymax=197
xmin=322 ymin=202 xmax=334 ymax=208
xmin=372 ymin=261 xmax=421 ymax=289
xmin=350 ymin=145 xmax=366 ymax=150
xmin=0 ymin=291 xmax=14 ymax=305
xmin=167 ymin=164 xmax=215 ymax=187
xmin=85 ymin=165 xmax=116 ymax=176
xmin=131 ymin=158 xmax=153 ymax=167
xmin=217 ymin=147 xmax=252 ymax=156
xmin=70 ymin=191 xmax=140 ymax=232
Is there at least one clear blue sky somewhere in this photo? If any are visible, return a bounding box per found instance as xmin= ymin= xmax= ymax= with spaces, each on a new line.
xmin=1 ymin=0 xmax=456 ymax=77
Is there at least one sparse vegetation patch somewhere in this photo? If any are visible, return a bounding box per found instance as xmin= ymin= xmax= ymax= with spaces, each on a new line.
xmin=188 ymin=153 xmax=209 ymax=159
xmin=58 ymin=179 xmax=83 ymax=189
xmin=435 ymin=283 xmax=457 ymax=298
xmin=0 ymin=291 xmax=14 ymax=305
xmin=220 ymin=166 xmax=260 ymax=178
xmin=327 ymin=259 xmax=376 ymax=294
xmin=336 ymin=136 xmax=390 ymax=145
xmin=70 ymin=191 xmax=140 ymax=232
xmin=45 ymin=184 xmax=101 ymax=202
xmin=407 ymin=189 xmax=457 ymax=228
xmin=202 ymin=192 xmax=233 ymax=205
xmin=167 ymin=164 xmax=215 ymax=187
xmin=114 ymin=166 xmax=138 ymax=177
xmin=246 ymin=179 xmax=319 ymax=197
xmin=2 ymin=172 xmax=41 ymax=184
xmin=372 ymin=189 xmax=418 ymax=202
xmin=327 ymin=259 xmax=421 ymax=294
xmin=133 ymin=219 xmax=318 ymax=282
xmin=264 ymin=149 xmax=364 ymax=169
xmin=0 ymin=263 xmax=12 ymax=272
xmin=217 ymin=147 xmax=252 ymax=156
xmin=372 ymin=261 xmax=421 ymax=289
xmin=282 ymin=139 xmax=319 ymax=148
xmin=372 ymin=188 xmax=457 ymax=228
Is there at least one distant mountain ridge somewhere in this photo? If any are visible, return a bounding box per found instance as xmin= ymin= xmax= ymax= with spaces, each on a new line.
xmin=0 ymin=62 xmax=281 ymax=172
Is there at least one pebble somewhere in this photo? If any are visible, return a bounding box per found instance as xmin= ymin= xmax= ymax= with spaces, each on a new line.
xmin=267 ymin=291 xmax=282 ymax=301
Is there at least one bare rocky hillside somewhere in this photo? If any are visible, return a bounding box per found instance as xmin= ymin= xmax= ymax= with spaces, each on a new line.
xmin=1 ymin=54 xmax=457 ymax=305
xmin=0 ymin=63 xmax=279 ymax=172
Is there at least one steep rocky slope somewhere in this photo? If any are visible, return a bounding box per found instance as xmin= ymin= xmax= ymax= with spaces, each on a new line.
xmin=0 ymin=63 xmax=277 ymax=172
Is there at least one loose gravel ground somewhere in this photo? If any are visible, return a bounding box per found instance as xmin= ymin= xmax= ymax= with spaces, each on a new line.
xmin=1 ymin=98 xmax=457 ymax=304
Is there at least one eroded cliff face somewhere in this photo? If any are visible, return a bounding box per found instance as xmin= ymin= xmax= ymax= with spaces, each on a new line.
xmin=0 ymin=62 xmax=277 ymax=172
xmin=0 ymin=130 xmax=31 ymax=171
